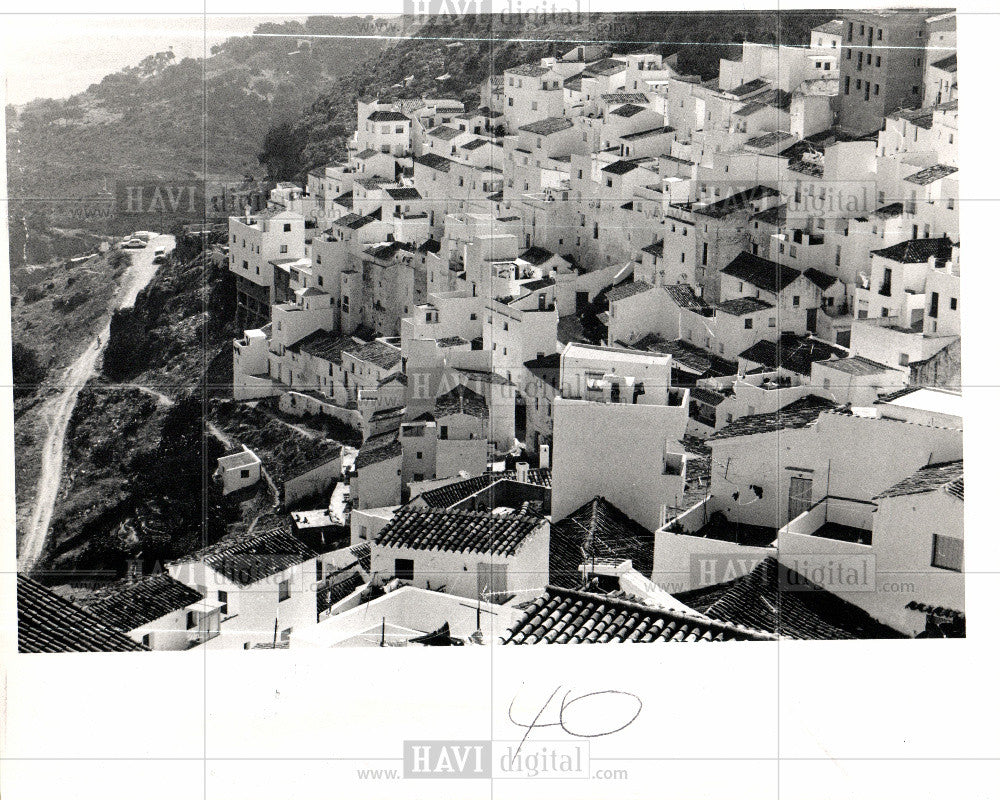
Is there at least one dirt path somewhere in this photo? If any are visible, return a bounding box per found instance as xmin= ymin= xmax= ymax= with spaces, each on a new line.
xmin=18 ymin=234 xmax=175 ymax=572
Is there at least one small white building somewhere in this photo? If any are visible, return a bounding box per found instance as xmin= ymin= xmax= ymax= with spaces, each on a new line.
xmin=370 ymin=507 xmax=549 ymax=602
xmin=214 ymin=446 xmax=262 ymax=495
xmin=167 ymin=526 xmax=319 ymax=649
xmin=84 ymin=573 xmax=207 ymax=651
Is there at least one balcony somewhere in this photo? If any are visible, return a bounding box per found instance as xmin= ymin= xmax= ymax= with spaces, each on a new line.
xmin=781 ymin=496 xmax=874 ymax=547
xmin=662 ymin=499 xmax=777 ymax=547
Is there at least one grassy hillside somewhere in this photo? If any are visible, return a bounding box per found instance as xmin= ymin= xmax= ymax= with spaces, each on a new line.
xmin=6 ymin=15 xmax=394 ymax=266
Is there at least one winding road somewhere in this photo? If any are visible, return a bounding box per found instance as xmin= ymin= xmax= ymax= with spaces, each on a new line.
xmin=18 ymin=234 xmax=175 ymax=572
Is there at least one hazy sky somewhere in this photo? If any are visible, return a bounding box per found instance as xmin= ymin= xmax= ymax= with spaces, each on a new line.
xmin=2 ymin=15 xmax=307 ymax=106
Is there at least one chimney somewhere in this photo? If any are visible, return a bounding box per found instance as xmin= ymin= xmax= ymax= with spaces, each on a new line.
xmin=538 ymin=444 xmax=550 ymax=470
xmin=515 ymin=461 xmax=529 ymax=482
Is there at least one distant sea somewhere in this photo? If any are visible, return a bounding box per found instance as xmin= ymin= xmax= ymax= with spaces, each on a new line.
xmin=2 ymin=15 xmax=307 ymax=107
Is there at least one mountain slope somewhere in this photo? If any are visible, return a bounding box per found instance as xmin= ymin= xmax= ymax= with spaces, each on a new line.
xmin=5 ymin=15 xmax=396 ymax=266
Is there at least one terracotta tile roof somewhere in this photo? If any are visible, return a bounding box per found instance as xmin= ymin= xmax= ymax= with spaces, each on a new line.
xmin=687 ymin=185 xmax=780 ymax=218
xmin=18 ymin=575 xmax=148 ymax=652
xmin=721 ymin=251 xmax=801 ymax=294
xmin=676 ymin=558 xmax=904 ymax=639
xmin=733 ymin=100 xmax=767 ymax=118
xmin=819 ymin=355 xmax=891 ymax=375
xmin=503 ymin=585 xmax=773 ymax=644
xmin=874 ymin=202 xmax=904 ymax=218
xmin=519 ymin=245 xmax=555 ymax=265
xmin=415 ymin=469 xmax=551 ymax=509
xmin=630 ymin=334 xmax=737 ymax=377
xmin=728 ymin=77 xmax=770 ymax=97
xmin=351 ymin=541 xmax=372 ymax=573
xmin=519 ymin=116 xmax=574 ymax=136
xmin=709 ymin=395 xmax=837 ymax=441
xmin=376 ymin=508 xmax=543 ymax=556
xmin=872 ymin=236 xmax=954 ymax=264
xmin=930 ymin=53 xmax=957 ymax=72
xmin=183 ymin=526 xmax=317 ymax=586
xmin=428 ymin=125 xmax=463 ymax=140
xmin=368 ymin=110 xmax=410 ymax=122
xmin=813 ymin=19 xmax=844 ymax=34
xmin=434 ymin=384 xmax=488 ymax=419
xmin=875 ymin=460 xmax=964 ymax=500
xmin=414 ymin=153 xmax=454 ymax=173
xmin=602 ymin=158 xmax=652 ymax=175
xmin=85 ymin=574 xmax=204 ymax=633
xmin=803 ymin=267 xmax=838 ymax=290
xmin=385 ymin=186 xmax=422 ymax=200
xmin=344 ymin=340 xmax=402 ymax=371
xmin=318 ymin=572 xmax=365 ymax=614
xmin=356 ymin=430 xmax=402 ymax=470
xmin=715 ymin=297 xmax=773 ymax=316
xmin=605 ymin=280 xmax=654 ymax=303
xmin=548 ymin=497 xmax=655 ymax=588
xmin=751 ymin=203 xmax=787 ymax=225
xmin=641 ymin=239 xmax=664 ymax=257
xmin=609 ymin=103 xmax=647 ymax=118
xmin=620 ymin=125 xmax=675 ymax=141
xmin=507 ymin=63 xmax=552 ymax=77
xmin=904 ymin=164 xmax=958 ymax=186
xmin=739 ymin=334 xmax=847 ymax=375
xmin=689 ymin=386 xmax=727 ymax=406
xmin=745 ymin=131 xmax=795 ymax=149
xmin=602 ymin=92 xmax=649 ymax=104
xmin=585 ymin=58 xmax=627 ymax=76
xmin=290 ymin=330 xmax=358 ymax=364
xmin=460 ymin=137 xmax=492 ymax=150
xmin=664 ymin=284 xmax=710 ymax=311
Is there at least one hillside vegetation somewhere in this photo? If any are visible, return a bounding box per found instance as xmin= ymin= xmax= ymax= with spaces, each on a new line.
xmin=6 ymin=16 xmax=393 ymax=266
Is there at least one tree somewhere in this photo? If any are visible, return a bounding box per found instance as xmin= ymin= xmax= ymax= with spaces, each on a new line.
xmin=12 ymin=342 xmax=47 ymax=397
xmin=107 ymin=249 xmax=132 ymax=271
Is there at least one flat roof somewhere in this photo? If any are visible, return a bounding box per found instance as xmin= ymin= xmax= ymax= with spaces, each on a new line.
xmin=563 ymin=341 xmax=672 ymax=365
xmin=885 ymin=388 xmax=962 ymax=418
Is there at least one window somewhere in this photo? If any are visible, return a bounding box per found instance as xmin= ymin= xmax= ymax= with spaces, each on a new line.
xmin=280 ymin=628 xmax=292 ymax=643
xmin=218 ymin=591 xmax=228 ymax=615
xmin=283 ymin=223 xmax=292 ymax=232
xmin=416 ymin=451 xmax=422 ymax=459
xmin=278 ymin=579 xmax=290 ymax=602
xmin=931 ymin=535 xmax=963 ymax=572
xmin=950 ymin=297 xmax=958 ymax=311
xmin=186 ymin=611 xmax=197 ymax=630
xmin=141 ymin=634 xmax=151 ymax=648
xmin=929 ymin=291 xmax=939 ymax=318
xmin=823 ymin=377 xmax=831 ymax=389
xmin=792 ymin=296 xmax=800 ymax=307
xmin=279 ymin=244 xmax=289 ymax=254
xmin=395 ymin=558 xmax=415 ymax=581
xmin=745 ymin=318 xmax=753 ymax=329
xmin=240 ymin=469 xmax=250 ymax=479
xmin=768 ymin=317 xmax=776 ymax=328
xmin=898 ymin=353 xmax=909 ymax=367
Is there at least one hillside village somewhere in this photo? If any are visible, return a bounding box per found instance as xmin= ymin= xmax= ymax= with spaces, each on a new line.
xmin=20 ymin=10 xmax=966 ymax=651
